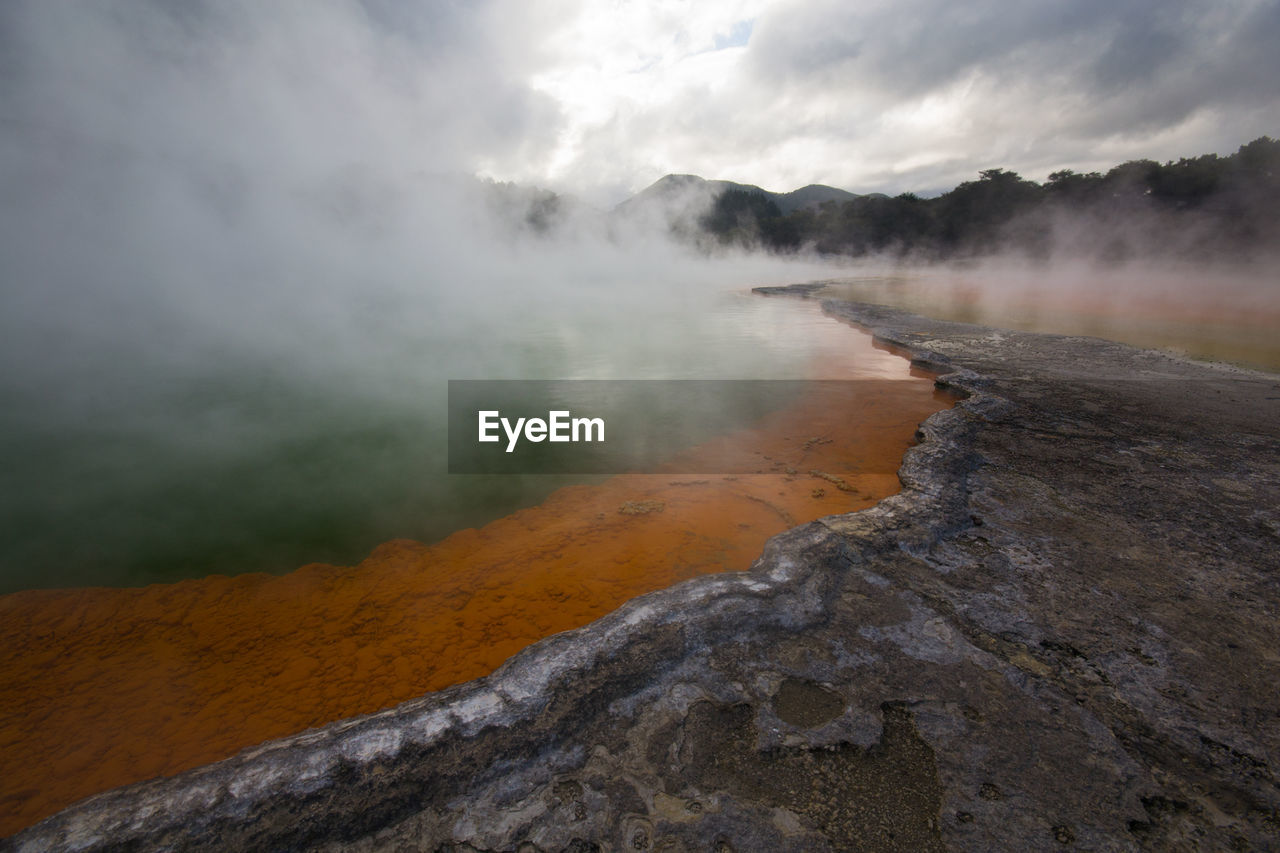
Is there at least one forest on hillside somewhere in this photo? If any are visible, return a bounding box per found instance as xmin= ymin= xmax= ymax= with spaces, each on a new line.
xmin=696 ymin=136 xmax=1280 ymax=263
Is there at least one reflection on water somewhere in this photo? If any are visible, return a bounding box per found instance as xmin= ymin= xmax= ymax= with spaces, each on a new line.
xmin=0 ymin=295 xmax=951 ymax=836
xmin=817 ymin=267 xmax=1280 ymax=371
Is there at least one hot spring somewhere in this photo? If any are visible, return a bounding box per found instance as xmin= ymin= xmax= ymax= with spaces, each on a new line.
xmin=0 ymin=270 xmax=951 ymax=835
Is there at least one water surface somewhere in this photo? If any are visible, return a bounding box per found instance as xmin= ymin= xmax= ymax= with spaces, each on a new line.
xmin=817 ymin=268 xmax=1280 ymax=371
xmin=0 ymin=277 xmax=905 ymax=593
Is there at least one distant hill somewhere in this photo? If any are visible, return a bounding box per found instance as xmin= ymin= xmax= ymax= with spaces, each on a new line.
xmin=615 ymin=174 xmax=859 ymax=216
xmin=772 ymin=184 xmax=860 ymax=214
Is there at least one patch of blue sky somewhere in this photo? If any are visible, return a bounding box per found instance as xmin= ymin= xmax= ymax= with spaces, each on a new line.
xmin=712 ymin=19 xmax=754 ymax=50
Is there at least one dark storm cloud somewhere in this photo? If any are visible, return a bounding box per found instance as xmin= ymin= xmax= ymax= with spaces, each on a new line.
xmin=751 ymin=0 xmax=1084 ymax=95
xmin=750 ymin=0 xmax=1279 ymax=128
xmin=1088 ymin=7 xmax=1186 ymax=95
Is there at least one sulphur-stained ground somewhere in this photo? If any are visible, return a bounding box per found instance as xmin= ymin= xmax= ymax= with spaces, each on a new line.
xmin=6 ymin=290 xmax=1280 ymax=852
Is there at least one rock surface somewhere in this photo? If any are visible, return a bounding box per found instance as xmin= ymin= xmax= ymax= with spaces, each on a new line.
xmin=6 ymin=290 xmax=1279 ymax=852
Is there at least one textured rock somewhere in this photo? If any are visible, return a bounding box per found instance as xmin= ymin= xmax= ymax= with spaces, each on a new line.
xmin=6 ymin=290 xmax=1279 ymax=852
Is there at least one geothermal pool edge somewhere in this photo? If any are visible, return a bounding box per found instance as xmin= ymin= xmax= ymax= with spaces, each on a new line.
xmin=6 ymin=291 xmax=1279 ymax=851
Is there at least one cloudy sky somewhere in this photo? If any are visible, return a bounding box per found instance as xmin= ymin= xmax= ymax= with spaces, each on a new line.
xmin=2 ymin=0 xmax=1278 ymax=207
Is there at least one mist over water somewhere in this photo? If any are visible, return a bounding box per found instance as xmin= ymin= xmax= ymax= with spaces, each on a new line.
xmin=0 ymin=3 xmax=862 ymax=592
xmin=0 ymin=159 xmax=859 ymax=592
xmin=0 ymin=100 xmax=855 ymax=592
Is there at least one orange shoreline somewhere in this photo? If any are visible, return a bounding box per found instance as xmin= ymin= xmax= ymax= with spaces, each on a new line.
xmin=0 ymin=348 xmax=950 ymax=838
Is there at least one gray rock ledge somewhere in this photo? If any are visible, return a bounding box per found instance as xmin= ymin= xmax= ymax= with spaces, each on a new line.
xmin=7 ymin=288 xmax=1279 ymax=852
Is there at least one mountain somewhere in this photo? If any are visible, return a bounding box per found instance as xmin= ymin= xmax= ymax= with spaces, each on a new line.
xmin=615 ymin=174 xmax=859 ymax=216
xmin=613 ymin=174 xmax=766 ymax=214
xmin=772 ymin=184 xmax=860 ymax=214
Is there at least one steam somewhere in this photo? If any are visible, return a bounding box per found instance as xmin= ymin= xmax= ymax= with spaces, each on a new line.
xmin=0 ymin=3 xmax=850 ymax=591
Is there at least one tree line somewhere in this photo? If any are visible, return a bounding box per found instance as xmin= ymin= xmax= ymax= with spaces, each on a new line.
xmin=696 ymin=136 xmax=1280 ymax=263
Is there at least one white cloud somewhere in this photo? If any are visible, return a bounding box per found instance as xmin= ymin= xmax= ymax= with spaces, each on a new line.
xmin=2 ymin=0 xmax=1276 ymax=206
xmin=505 ymin=0 xmax=774 ymax=199
xmin=497 ymin=0 xmax=1280 ymax=201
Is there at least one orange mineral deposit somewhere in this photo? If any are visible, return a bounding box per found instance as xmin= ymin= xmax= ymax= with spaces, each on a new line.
xmin=0 ymin=319 xmax=952 ymax=837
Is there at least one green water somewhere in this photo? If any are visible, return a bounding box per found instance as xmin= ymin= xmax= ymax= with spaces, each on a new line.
xmin=0 ymin=282 xmax=891 ymax=592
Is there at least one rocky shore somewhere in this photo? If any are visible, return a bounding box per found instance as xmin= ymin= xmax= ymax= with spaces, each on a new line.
xmin=6 ymin=289 xmax=1279 ymax=852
